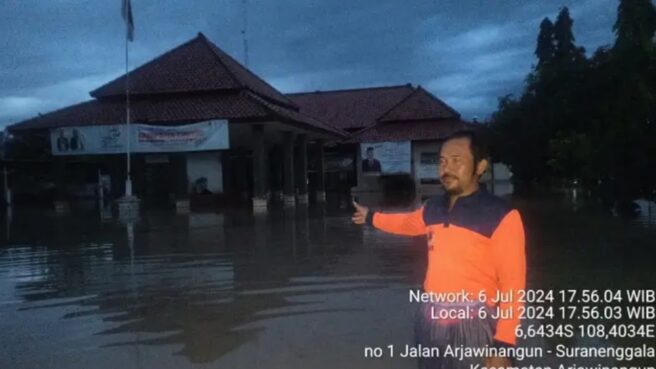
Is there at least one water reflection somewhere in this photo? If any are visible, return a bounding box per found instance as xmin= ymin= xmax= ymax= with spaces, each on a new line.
xmin=1 ymin=195 xmax=655 ymax=368
xmin=0 ymin=203 xmax=420 ymax=368
xmin=3 ymin=206 xmax=11 ymax=241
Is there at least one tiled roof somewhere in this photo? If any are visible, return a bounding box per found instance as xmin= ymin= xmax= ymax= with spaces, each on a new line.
xmin=8 ymin=93 xmax=267 ymax=131
xmin=287 ymin=85 xmax=415 ymax=130
xmin=90 ymin=33 xmax=298 ymax=109
xmin=350 ymin=119 xmax=478 ymax=143
xmin=247 ymin=93 xmax=347 ymax=136
xmin=8 ymin=91 xmax=346 ymax=138
xmin=377 ymin=86 xmax=460 ymax=122
xmin=7 ymin=33 xmax=464 ymax=143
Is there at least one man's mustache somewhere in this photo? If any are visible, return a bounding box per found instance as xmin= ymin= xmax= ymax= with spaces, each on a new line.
xmin=441 ymin=175 xmax=457 ymax=181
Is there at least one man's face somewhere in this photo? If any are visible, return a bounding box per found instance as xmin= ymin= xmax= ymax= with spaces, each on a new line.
xmin=439 ymin=137 xmax=485 ymax=195
xmin=366 ymin=149 xmax=374 ymax=160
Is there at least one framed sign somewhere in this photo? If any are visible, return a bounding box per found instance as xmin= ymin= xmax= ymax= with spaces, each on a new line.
xmin=360 ymin=141 xmax=411 ymax=174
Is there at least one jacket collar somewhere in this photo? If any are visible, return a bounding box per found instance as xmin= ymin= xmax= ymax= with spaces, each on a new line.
xmin=441 ymin=184 xmax=487 ymax=210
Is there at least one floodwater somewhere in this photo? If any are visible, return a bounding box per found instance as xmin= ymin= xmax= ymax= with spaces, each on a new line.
xmin=0 ymin=195 xmax=655 ymax=369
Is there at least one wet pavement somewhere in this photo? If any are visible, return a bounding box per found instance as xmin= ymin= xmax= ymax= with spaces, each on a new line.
xmin=0 ymin=195 xmax=655 ymax=368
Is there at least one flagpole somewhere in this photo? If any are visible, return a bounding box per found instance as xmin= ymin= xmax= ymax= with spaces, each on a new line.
xmin=117 ymin=0 xmax=139 ymax=219
xmin=124 ymin=8 xmax=132 ymax=197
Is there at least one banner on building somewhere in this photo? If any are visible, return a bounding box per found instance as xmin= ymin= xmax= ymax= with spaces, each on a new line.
xmin=50 ymin=120 xmax=229 ymax=155
xmin=360 ymin=141 xmax=411 ymax=174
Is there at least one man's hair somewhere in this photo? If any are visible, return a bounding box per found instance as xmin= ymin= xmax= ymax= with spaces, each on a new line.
xmin=443 ymin=130 xmax=490 ymax=166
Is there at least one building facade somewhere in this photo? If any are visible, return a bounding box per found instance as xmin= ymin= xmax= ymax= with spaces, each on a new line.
xmin=8 ymin=33 xmax=345 ymax=212
xmin=7 ymin=33 xmax=501 ymax=212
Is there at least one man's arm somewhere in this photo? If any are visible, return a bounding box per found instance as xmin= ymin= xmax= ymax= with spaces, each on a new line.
xmin=352 ymin=200 xmax=427 ymax=236
xmin=369 ymin=208 xmax=427 ymax=236
xmin=490 ymin=209 xmax=526 ymax=347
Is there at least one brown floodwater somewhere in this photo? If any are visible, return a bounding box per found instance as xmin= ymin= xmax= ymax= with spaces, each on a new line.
xmin=0 ymin=195 xmax=654 ymax=368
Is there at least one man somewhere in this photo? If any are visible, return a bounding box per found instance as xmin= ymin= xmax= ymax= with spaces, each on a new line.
xmin=69 ymin=129 xmax=85 ymax=151
xmin=362 ymin=146 xmax=382 ymax=173
xmin=353 ymin=131 xmax=525 ymax=369
xmin=56 ymin=129 xmax=69 ymax=152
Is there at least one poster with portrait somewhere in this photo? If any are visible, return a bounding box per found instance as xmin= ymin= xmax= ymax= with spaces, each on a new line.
xmin=50 ymin=120 xmax=229 ymax=155
xmin=360 ymin=141 xmax=411 ymax=175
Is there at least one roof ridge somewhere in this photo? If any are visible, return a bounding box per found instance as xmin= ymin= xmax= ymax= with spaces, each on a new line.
xmin=90 ymin=35 xmax=203 ymax=98
xmin=374 ymin=87 xmax=419 ymax=122
xmin=416 ymin=86 xmax=461 ymax=119
xmin=286 ymin=84 xmax=414 ymax=96
xmin=244 ymin=91 xmax=347 ymax=137
xmin=199 ymin=33 xmax=298 ymax=110
xmin=196 ymin=33 xmax=245 ymax=91
xmin=376 ymin=85 xmax=461 ymax=122
xmin=346 ymin=121 xmax=378 ymax=139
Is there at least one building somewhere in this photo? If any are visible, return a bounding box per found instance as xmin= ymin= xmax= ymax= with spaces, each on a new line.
xmin=7 ymin=33 xmax=346 ymax=212
xmin=290 ymin=85 xmax=476 ymax=205
xmin=7 ymin=33 xmax=490 ymax=212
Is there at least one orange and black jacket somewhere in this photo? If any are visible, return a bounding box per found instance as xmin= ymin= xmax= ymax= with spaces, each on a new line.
xmin=366 ymin=186 xmax=526 ymax=347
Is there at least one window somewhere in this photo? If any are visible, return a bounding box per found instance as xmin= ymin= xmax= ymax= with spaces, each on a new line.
xmin=418 ymin=152 xmax=439 ymax=184
xmin=420 ymin=152 xmax=438 ymax=165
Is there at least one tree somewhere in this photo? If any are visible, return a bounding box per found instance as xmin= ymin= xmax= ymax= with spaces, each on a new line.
xmin=491 ymin=2 xmax=656 ymax=204
xmin=553 ymin=7 xmax=585 ymax=64
xmin=613 ymin=0 xmax=656 ymax=70
xmin=607 ymin=0 xmax=656 ymax=201
xmin=535 ymin=17 xmax=555 ymax=67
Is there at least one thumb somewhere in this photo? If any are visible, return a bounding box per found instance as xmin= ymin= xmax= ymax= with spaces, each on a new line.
xmin=352 ymin=200 xmax=363 ymax=210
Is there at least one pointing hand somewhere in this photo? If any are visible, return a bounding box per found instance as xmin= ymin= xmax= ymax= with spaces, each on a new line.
xmin=351 ymin=200 xmax=370 ymax=225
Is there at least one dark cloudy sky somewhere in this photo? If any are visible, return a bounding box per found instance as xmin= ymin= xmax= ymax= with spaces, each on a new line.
xmin=1 ymin=0 xmax=618 ymax=128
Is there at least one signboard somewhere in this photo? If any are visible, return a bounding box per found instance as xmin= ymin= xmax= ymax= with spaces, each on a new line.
xmin=360 ymin=141 xmax=411 ymax=174
xmin=50 ymin=120 xmax=229 ymax=156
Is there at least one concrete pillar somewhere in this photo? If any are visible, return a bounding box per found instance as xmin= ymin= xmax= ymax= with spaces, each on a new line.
xmin=283 ymin=205 xmax=297 ymax=257
xmin=269 ymin=145 xmax=283 ymax=202
xmin=283 ymin=131 xmax=295 ymax=207
xmin=171 ymin=154 xmax=189 ymax=213
xmin=117 ymin=152 xmax=141 ymax=219
xmin=355 ymin=143 xmax=363 ymax=188
xmin=2 ymin=166 xmax=11 ymax=207
xmin=251 ymin=124 xmax=268 ymax=212
xmin=132 ymin=154 xmax=146 ymax=198
xmin=53 ymin=157 xmax=69 ymax=213
xmin=222 ymin=150 xmax=233 ymax=197
xmin=295 ymin=134 xmax=308 ymax=205
xmin=108 ymin=155 xmax=124 ymax=199
xmin=235 ymin=151 xmax=249 ymax=201
xmin=315 ymin=139 xmax=326 ymax=203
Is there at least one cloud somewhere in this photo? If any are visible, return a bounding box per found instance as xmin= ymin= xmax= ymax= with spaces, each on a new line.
xmin=416 ymin=0 xmax=617 ymax=119
xmin=427 ymin=66 xmax=528 ymax=121
xmin=0 ymin=97 xmax=44 ymax=116
xmin=268 ymin=68 xmax=361 ymax=93
xmin=439 ymin=25 xmax=505 ymax=51
xmin=0 ymin=0 xmax=618 ymax=127
xmin=0 ymin=71 xmax=122 ymax=127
